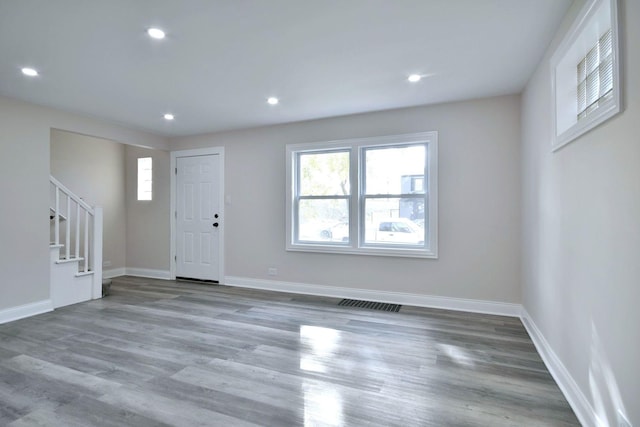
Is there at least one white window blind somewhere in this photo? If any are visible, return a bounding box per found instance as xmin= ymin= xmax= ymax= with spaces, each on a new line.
xmin=577 ymin=29 xmax=613 ymax=120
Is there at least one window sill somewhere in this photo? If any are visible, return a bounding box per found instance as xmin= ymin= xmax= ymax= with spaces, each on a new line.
xmin=286 ymin=243 xmax=438 ymax=259
xmin=553 ymin=96 xmax=621 ymax=151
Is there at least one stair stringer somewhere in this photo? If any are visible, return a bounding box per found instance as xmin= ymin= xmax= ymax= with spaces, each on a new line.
xmin=50 ymin=245 xmax=93 ymax=309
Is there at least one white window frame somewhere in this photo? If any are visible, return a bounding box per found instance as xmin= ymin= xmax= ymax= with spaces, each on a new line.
xmin=137 ymin=157 xmax=153 ymax=201
xmin=285 ymin=132 xmax=438 ymax=258
xmin=551 ymin=0 xmax=622 ymax=151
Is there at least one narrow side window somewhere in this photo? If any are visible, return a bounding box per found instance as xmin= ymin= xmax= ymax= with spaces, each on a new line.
xmin=137 ymin=157 xmax=152 ymax=201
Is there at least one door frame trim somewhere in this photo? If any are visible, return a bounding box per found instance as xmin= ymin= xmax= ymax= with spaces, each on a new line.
xmin=170 ymin=147 xmax=225 ymax=281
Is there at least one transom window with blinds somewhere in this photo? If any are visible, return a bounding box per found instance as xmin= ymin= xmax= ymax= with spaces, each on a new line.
xmin=551 ymin=0 xmax=621 ymax=151
xmin=577 ymin=29 xmax=613 ymax=120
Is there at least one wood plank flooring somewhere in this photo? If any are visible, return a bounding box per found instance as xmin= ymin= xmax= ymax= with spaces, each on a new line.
xmin=0 ymin=276 xmax=579 ymax=426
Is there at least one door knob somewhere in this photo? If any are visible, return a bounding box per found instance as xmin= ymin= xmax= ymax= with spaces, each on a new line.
xmin=213 ymin=222 xmax=219 ymax=227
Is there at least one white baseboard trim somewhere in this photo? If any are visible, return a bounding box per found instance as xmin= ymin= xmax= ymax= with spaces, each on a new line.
xmin=520 ymin=308 xmax=597 ymax=427
xmin=223 ymin=276 xmax=521 ymax=317
xmin=103 ymin=268 xmax=126 ymax=279
xmin=0 ymin=300 xmax=54 ymax=325
xmin=126 ymin=268 xmax=171 ymax=280
xmin=102 ymin=268 xmax=171 ymax=280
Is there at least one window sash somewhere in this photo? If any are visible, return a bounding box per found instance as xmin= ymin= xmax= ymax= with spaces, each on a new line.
xmin=359 ymin=143 xmax=428 ymax=248
xmin=293 ymin=149 xmax=351 ymax=244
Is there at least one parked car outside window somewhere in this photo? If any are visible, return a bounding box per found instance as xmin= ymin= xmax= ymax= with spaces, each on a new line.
xmin=374 ymin=219 xmax=424 ymax=245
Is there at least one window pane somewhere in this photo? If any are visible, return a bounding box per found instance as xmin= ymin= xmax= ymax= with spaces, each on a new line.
xmin=599 ymin=52 xmax=613 ymax=96
xmin=363 ymin=198 xmax=425 ymax=245
xmin=365 ymin=145 xmax=425 ymax=195
xmin=299 ymin=151 xmax=350 ymax=196
xmin=577 ymin=58 xmax=587 ymax=83
xmin=586 ymin=69 xmax=599 ymax=107
xmin=585 ymin=44 xmax=599 ymax=75
xmin=577 ymin=80 xmax=587 ymax=114
xmin=600 ymin=29 xmax=612 ymax=57
xmin=298 ymin=199 xmax=349 ymax=242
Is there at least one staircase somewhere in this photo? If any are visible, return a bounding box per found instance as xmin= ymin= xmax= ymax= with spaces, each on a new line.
xmin=50 ymin=176 xmax=103 ymax=308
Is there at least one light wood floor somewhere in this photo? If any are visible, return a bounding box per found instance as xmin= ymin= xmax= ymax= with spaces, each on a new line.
xmin=0 ymin=276 xmax=579 ymax=426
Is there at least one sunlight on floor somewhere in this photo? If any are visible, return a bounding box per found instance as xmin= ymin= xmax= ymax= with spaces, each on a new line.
xmin=300 ymin=325 xmax=345 ymax=426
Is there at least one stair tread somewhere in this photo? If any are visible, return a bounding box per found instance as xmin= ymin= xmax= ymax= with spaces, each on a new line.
xmin=75 ymin=271 xmax=94 ymax=277
xmin=55 ymin=257 xmax=85 ymax=264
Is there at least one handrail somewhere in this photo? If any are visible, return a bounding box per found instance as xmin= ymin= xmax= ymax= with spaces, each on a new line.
xmin=50 ymin=175 xmax=94 ymax=214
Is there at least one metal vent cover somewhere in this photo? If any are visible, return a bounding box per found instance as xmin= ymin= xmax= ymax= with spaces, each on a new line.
xmin=338 ymin=299 xmax=401 ymax=312
xmin=176 ymin=276 xmax=219 ymax=284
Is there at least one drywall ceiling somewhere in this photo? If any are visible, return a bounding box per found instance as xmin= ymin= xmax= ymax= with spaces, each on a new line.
xmin=0 ymin=0 xmax=572 ymax=137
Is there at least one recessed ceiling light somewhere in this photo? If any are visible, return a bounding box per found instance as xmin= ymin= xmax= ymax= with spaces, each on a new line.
xmin=163 ymin=113 xmax=174 ymax=121
xmin=21 ymin=67 xmax=39 ymax=77
xmin=147 ymin=28 xmax=166 ymax=39
xmin=408 ymin=74 xmax=422 ymax=83
xmin=267 ymin=97 xmax=279 ymax=105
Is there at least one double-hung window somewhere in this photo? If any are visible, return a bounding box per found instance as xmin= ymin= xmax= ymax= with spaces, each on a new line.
xmin=286 ymin=132 xmax=438 ymax=258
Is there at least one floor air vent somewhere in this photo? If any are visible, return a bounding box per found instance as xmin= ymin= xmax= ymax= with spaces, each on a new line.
xmin=338 ymin=299 xmax=401 ymax=312
xmin=176 ymin=277 xmax=219 ymax=284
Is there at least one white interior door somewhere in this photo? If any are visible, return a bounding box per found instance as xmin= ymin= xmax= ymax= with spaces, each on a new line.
xmin=176 ymin=154 xmax=221 ymax=281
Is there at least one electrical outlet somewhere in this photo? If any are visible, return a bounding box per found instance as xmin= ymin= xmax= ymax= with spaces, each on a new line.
xmin=103 ymin=260 xmax=112 ymax=267
xmin=618 ymin=411 xmax=631 ymax=427
xmin=267 ymin=267 xmax=277 ymax=276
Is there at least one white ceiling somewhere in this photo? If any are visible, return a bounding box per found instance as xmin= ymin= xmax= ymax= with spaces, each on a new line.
xmin=0 ymin=0 xmax=572 ymax=137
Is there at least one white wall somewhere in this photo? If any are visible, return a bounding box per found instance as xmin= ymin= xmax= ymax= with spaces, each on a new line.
xmin=171 ymin=95 xmax=522 ymax=303
xmin=521 ymin=0 xmax=639 ymax=425
xmin=0 ymin=95 xmax=167 ymax=314
xmin=125 ymin=145 xmax=171 ymax=273
xmin=51 ymin=130 xmax=127 ymax=272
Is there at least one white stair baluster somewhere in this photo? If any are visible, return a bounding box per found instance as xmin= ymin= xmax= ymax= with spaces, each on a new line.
xmin=84 ymin=210 xmax=90 ymax=273
xmin=75 ymin=202 xmax=80 ymax=259
xmin=65 ymin=196 xmax=71 ymax=259
xmin=92 ymin=207 xmax=103 ymax=299
xmin=54 ymin=187 xmax=60 ymax=246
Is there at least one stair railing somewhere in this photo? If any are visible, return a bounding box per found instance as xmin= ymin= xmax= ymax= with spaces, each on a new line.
xmin=50 ymin=176 xmax=103 ymax=299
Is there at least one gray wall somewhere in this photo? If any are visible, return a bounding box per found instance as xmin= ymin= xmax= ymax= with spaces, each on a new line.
xmin=125 ymin=145 xmax=171 ymax=272
xmin=171 ymin=95 xmax=522 ymax=303
xmin=50 ymin=130 xmax=127 ymax=272
xmin=0 ymin=98 xmax=50 ymax=309
xmin=521 ymin=0 xmax=639 ymax=425
xmin=0 ymin=95 xmax=167 ymax=312
xmin=50 ymin=131 xmax=171 ymax=275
